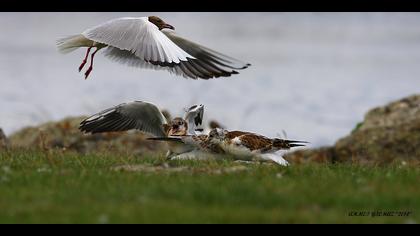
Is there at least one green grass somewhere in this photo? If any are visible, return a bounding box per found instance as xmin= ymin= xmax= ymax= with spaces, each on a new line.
xmin=0 ymin=149 xmax=419 ymax=223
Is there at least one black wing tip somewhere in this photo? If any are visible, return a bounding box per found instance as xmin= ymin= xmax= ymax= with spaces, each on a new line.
xmin=242 ymin=63 xmax=252 ymax=69
xmin=78 ymin=124 xmax=93 ymax=134
xmin=147 ymin=137 xmax=173 ymax=140
xmin=79 ymin=119 xmax=106 ymax=135
xmin=147 ymin=137 xmax=183 ymax=143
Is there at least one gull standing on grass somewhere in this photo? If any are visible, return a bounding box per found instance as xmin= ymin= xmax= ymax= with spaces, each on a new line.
xmin=57 ymin=16 xmax=251 ymax=79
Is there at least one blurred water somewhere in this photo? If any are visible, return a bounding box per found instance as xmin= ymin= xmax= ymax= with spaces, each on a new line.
xmin=1 ymin=12 xmax=420 ymax=146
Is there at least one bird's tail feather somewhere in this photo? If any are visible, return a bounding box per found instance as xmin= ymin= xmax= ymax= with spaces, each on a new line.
xmin=56 ymin=34 xmax=86 ymax=54
xmin=273 ymin=139 xmax=308 ymax=149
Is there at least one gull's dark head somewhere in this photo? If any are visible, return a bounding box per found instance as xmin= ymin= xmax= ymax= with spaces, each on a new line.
xmin=148 ymin=16 xmax=175 ymax=30
xmin=208 ymin=128 xmax=227 ymax=142
xmin=168 ymin=117 xmax=187 ymax=136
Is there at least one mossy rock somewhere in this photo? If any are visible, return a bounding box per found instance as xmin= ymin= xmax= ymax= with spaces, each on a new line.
xmin=287 ymin=94 xmax=420 ymax=164
xmin=8 ymin=116 xmax=167 ymax=155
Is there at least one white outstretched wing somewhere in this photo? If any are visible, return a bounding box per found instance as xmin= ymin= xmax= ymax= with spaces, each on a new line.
xmin=183 ymin=104 xmax=204 ymax=135
xmin=79 ymin=101 xmax=168 ymax=137
xmin=82 ymin=17 xmax=194 ymax=64
xmin=102 ymin=41 xmax=251 ymax=80
xmin=102 ymin=46 xmax=180 ymax=74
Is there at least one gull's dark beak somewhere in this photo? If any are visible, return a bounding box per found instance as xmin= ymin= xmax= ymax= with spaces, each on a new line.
xmin=163 ymin=23 xmax=175 ymax=30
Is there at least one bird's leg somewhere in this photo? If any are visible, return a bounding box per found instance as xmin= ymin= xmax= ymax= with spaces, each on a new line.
xmin=84 ymin=48 xmax=99 ymax=79
xmin=79 ymin=47 xmax=92 ymax=72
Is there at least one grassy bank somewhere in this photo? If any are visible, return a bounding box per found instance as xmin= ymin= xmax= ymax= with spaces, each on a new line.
xmin=0 ymin=149 xmax=419 ymax=223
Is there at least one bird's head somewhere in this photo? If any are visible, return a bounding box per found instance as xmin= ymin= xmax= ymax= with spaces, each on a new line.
xmin=168 ymin=117 xmax=188 ymax=136
xmin=148 ymin=16 xmax=175 ymax=30
xmin=208 ymin=128 xmax=227 ymax=143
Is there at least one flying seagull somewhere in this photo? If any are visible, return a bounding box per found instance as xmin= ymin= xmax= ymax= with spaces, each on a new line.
xmin=79 ymin=101 xmax=205 ymax=158
xmin=149 ymin=128 xmax=307 ymax=165
xmin=57 ymin=16 xmax=251 ymax=79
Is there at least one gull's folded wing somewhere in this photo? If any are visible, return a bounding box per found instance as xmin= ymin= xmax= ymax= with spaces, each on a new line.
xmin=79 ymin=101 xmax=168 ymax=137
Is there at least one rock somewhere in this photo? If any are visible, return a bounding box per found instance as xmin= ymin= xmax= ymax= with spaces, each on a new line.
xmin=358 ymin=95 xmax=420 ymax=131
xmin=286 ymin=94 xmax=420 ymax=164
xmin=0 ymin=128 xmax=9 ymax=149
xmin=8 ymin=116 xmax=167 ymax=154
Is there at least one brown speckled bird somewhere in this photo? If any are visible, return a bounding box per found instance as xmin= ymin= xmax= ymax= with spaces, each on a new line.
xmin=148 ymin=128 xmax=307 ymax=164
xmin=206 ymin=128 xmax=307 ymax=166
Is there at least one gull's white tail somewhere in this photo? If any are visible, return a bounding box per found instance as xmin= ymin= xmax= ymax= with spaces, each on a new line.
xmin=261 ymin=153 xmax=290 ymax=166
xmin=56 ymin=34 xmax=87 ymax=54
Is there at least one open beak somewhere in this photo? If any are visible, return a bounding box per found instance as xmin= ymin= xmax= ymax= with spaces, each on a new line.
xmin=163 ymin=23 xmax=175 ymax=30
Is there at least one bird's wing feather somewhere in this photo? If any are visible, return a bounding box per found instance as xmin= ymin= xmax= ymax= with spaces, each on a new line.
xmin=101 ymin=46 xmax=238 ymax=80
xmin=82 ymin=17 xmax=194 ymax=64
xmin=79 ymin=101 xmax=168 ymax=137
xmin=183 ymin=105 xmax=205 ymax=135
xmin=102 ymin=46 xmax=183 ymax=76
xmin=163 ymin=30 xmax=251 ymax=70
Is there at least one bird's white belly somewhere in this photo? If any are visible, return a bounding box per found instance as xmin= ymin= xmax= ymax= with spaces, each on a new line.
xmin=168 ymin=142 xmax=194 ymax=155
xmin=221 ymin=143 xmax=256 ymax=161
xmin=170 ymin=150 xmax=217 ymax=160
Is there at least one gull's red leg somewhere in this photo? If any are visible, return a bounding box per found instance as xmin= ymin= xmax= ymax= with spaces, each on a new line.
xmin=84 ymin=48 xmax=99 ymax=79
xmin=79 ymin=47 xmax=92 ymax=72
